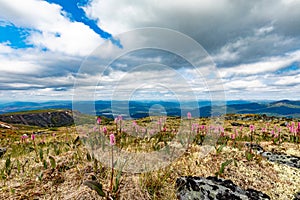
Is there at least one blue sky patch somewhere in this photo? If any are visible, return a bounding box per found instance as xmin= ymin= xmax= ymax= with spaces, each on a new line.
xmin=0 ymin=24 xmax=33 ymax=48
xmin=275 ymin=62 xmax=299 ymax=74
xmin=44 ymin=0 xmax=122 ymax=48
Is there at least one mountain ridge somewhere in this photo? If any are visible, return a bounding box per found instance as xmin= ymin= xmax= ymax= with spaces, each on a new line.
xmin=0 ymin=100 xmax=299 ymax=119
xmin=0 ymin=109 xmax=74 ymax=127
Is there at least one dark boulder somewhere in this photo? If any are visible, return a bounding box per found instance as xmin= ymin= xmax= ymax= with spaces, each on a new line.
xmin=176 ymin=176 xmax=270 ymax=200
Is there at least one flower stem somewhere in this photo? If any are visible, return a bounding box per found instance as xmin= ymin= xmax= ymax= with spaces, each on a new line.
xmin=109 ymin=145 xmax=114 ymax=194
xmin=187 ymin=119 xmax=191 ymax=150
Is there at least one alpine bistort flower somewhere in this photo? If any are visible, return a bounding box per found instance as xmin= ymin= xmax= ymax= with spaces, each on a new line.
xmin=110 ymin=133 xmax=115 ymax=146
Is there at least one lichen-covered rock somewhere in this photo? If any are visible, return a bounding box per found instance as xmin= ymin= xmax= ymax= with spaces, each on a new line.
xmin=262 ymin=152 xmax=300 ymax=169
xmin=245 ymin=142 xmax=300 ymax=169
xmin=176 ymin=176 xmax=270 ymax=200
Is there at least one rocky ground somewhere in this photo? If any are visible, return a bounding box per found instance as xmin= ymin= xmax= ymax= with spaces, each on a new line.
xmin=176 ymin=142 xmax=300 ymax=200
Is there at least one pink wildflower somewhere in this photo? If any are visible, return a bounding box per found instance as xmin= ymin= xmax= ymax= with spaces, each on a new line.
xmin=149 ymin=129 xmax=155 ymax=135
xmin=96 ymin=116 xmax=101 ymax=125
xmin=192 ymin=123 xmax=198 ymax=131
xmin=292 ymin=122 xmax=295 ymax=128
xmin=93 ymin=126 xmax=98 ymax=132
xmin=110 ymin=133 xmax=115 ymax=146
xmin=103 ymin=126 xmax=108 ymax=134
xmin=233 ymin=127 xmax=237 ymax=134
xmin=187 ymin=112 xmax=192 ymax=119
xmin=231 ymin=134 xmax=236 ymax=140
xmin=114 ymin=118 xmax=118 ymax=124
xmin=271 ymin=130 xmax=275 ymax=135
xmin=117 ymin=115 xmax=123 ymax=121
xmin=240 ymin=125 xmax=244 ymax=131
xmin=157 ymin=119 xmax=161 ymax=125
xmin=249 ymin=125 xmax=255 ymax=132
xmin=277 ymin=127 xmax=281 ymax=133
xmin=290 ymin=125 xmax=294 ymax=133
xmin=220 ymin=126 xmax=224 ymax=133
xmin=132 ymin=121 xmax=137 ymax=126
xmin=21 ymin=134 xmax=28 ymax=143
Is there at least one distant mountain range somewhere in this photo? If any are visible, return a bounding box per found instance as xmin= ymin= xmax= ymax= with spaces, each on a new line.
xmin=0 ymin=99 xmax=300 ymax=118
xmin=0 ymin=101 xmax=72 ymax=114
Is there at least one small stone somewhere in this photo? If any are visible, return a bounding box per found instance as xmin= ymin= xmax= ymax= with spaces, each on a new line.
xmin=280 ymin=122 xmax=288 ymax=127
xmin=293 ymin=191 xmax=300 ymax=200
xmin=231 ymin=122 xmax=243 ymax=126
xmin=245 ymin=143 xmax=264 ymax=154
xmin=0 ymin=147 xmax=7 ymax=158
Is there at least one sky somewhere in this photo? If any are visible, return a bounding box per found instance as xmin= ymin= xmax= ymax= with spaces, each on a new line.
xmin=0 ymin=0 xmax=300 ymax=102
